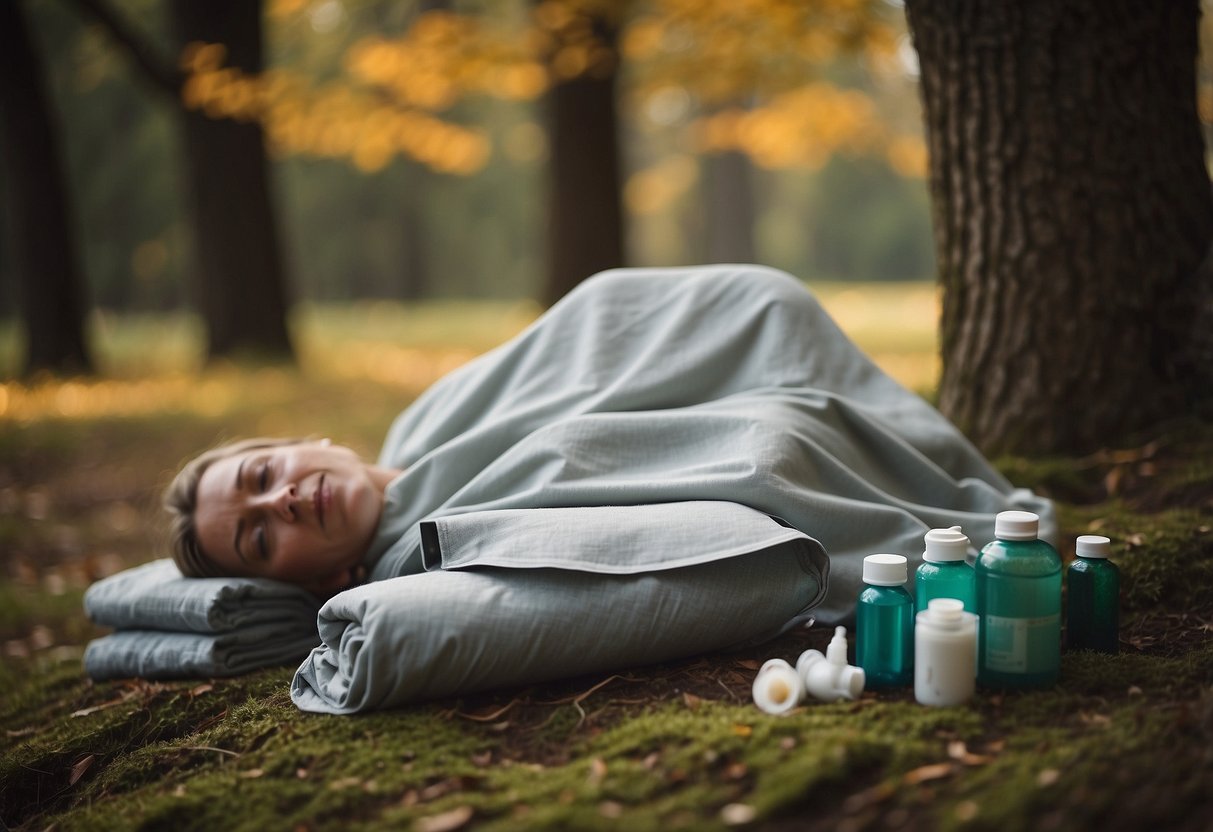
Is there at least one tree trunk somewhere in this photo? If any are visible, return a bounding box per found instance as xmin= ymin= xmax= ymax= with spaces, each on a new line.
xmin=703 ymin=149 xmax=756 ymax=265
xmin=170 ymin=0 xmax=293 ymax=361
xmin=544 ymin=19 xmax=625 ymax=305
xmin=906 ymin=0 xmax=1213 ymax=455
xmin=0 ymin=0 xmax=93 ymax=376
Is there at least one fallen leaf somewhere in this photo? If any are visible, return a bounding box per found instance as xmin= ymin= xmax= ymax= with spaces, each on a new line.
xmin=642 ymin=751 xmax=660 ymax=770
xmin=735 ymin=659 xmax=761 ymax=671
xmin=240 ymin=768 xmax=264 ymax=779
xmin=414 ymin=806 xmax=474 ymax=832
xmin=173 ymin=784 xmax=187 ymax=798
xmin=842 ymin=782 xmax=895 ymax=813
xmin=903 ymin=763 xmax=953 ymax=785
xmin=190 ymin=684 xmax=214 ymax=697
xmin=720 ymin=803 xmax=756 ymax=826
xmin=954 ymin=800 xmax=979 ymax=821
xmin=588 ymin=757 xmax=607 ymax=786
xmin=598 ymin=800 xmax=623 ymax=819
xmin=683 ymin=692 xmax=703 ymax=710
xmin=69 ymin=755 xmax=95 ymax=786
xmin=947 ymin=741 xmax=992 ymax=766
xmin=1037 ymin=768 xmax=1060 ymax=787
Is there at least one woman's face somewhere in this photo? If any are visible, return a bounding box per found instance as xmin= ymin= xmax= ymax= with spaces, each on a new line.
xmin=193 ymin=440 xmax=386 ymax=596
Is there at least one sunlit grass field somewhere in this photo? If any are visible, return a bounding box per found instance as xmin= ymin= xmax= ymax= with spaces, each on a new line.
xmin=0 ymin=281 xmax=940 ymax=425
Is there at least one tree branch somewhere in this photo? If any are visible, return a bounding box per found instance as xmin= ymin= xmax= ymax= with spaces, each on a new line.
xmin=66 ymin=0 xmax=183 ymax=97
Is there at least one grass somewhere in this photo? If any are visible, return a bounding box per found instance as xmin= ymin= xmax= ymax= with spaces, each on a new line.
xmin=2 ymin=284 xmax=1211 ymax=831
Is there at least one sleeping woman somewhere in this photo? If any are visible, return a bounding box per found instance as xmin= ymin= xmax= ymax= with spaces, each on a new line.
xmin=160 ymin=264 xmax=1052 ymax=713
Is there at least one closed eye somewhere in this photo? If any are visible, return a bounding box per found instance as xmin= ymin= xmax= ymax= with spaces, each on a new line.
xmin=258 ymin=462 xmax=269 ymax=492
xmin=255 ymin=525 xmax=268 ymax=559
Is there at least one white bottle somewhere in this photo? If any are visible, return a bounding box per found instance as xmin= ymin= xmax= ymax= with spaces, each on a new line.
xmin=914 ymin=598 xmax=978 ymax=706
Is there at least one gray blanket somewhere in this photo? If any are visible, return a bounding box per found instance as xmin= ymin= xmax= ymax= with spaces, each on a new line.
xmin=83 ymin=559 xmax=320 ymax=679
xmin=291 ymin=265 xmax=1053 ymax=713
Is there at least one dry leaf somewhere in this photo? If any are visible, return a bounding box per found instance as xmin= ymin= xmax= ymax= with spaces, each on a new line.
xmin=1037 ymin=768 xmax=1060 ymax=787
xmin=588 ymin=757 xmax=607 ymax=786
xmin=190 ymin=684 xmax=214 ymax=697
xmin=947 ymin=741 xmax=992 ymax=766
xmin=69 ymin=755 xmax=95 ymax=786
xmin=903 ymin=763 xmax=953 ymax=784
xmin=682 ymin=692 xmax=703 ymax=710
xmin=414 ymin=806 xmax=474 ymax=832
xmin=239 ymin=769 xmax=264 ymax=779
xmin=954 ymin=800 xmax=979 ymax=821
xmin=842 ymin=782 xmax=895 ymax=813
xmin=642 ymin=751 xmax=660 ymax=770
xmin=720 ymin=803 xmax=757 ymax=826
xmin=598 ymin=800 xmax=623 ymax=819
xmin=735 ymin=659 xmax=761 ymax=671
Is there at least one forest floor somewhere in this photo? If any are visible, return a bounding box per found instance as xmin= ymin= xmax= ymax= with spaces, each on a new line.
xmin=1 ymin=290 xmax=1211 ymax=832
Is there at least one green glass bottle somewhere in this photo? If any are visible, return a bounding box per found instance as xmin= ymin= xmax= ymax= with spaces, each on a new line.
xmin=1066 ymin=534 xmax=1119 ymax=653
xmin=916 ymin=525 xmax=976 ymax=612
xmin=976 ymin=511 xmax=1062 ymax=689
xmin=857 ymin=554 xmax=914 ymax=688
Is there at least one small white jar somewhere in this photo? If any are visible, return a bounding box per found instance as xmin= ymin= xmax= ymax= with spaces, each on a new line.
xmin=914 ymin=598 xmax=978 ymax=706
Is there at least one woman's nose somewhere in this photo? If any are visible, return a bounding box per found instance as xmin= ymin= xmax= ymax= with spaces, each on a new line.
xmin=262 ymin=484 xmax=298 ymax=521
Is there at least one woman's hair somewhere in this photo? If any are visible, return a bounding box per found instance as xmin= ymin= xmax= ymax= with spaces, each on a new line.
xmin=165 ymin=437 xmax=304 ymax=577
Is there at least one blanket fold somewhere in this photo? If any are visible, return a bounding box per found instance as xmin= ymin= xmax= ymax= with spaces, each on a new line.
xmin=83 ymin=559 xmax=320 ymax=680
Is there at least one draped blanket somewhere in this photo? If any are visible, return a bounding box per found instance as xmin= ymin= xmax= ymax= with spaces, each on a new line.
xmin=291 ymin=265 xmax=1053 ymax=713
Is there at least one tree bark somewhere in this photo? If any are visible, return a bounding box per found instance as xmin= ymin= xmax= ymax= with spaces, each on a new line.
xmin=544 ymin=19 xmax=625 ymax=305
xmin=703 ymin=149 xmax=756 ymax=265
xmin=906 ymin=0 xmax=1213 ymax=455
xmin=170 ymin=0 xmax=293 ymax=360
xmin=0 ymin=0 xmax=93 ymax=376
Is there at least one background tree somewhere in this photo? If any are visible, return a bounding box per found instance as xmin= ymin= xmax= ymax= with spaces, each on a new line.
xmin=0 ymin=0 xmax=93 ymax=376
xmin=542 ymin=2 xmax=626 ymax=303
xmin=906 ymin=0 xmax=1213 ymax=455
xmin=73 ymin=0 xmax=294 ymax=361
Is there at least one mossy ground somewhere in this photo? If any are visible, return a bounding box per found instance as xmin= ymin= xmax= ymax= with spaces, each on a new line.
xmin=2 ymin=297 xmax=1211 ymax=831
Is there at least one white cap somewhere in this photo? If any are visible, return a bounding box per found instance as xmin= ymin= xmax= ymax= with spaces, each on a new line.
xmin=924 ymin=597 xmax=965 ymax=625
xmin=924 ymin=526 xmax=969 ymax=562
xmin=752 ymin=659 xmax=803 ymax=714
xmin=1075 ymin=535 xmax=1111 ymax=558
xmin=994 ymin=510 xmax=1039 ymax=541
xmin=863 ymin=554 xmax=908 ymax=586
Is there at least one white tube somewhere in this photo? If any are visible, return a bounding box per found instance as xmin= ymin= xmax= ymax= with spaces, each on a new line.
xmin=914 ymin=598 xmax=977 ymax=706
xmin=796 ymin=626 xmax=865 ymax=701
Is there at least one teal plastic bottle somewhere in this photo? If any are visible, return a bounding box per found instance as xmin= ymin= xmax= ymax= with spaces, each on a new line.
xmin=916 ymin=526 xmax=976 ymax=612
xmin=1067 ymin=534 xmax=1119 ymax=654
xmin=857 ymin=554 xmax=914 ymax=688
xmin=976 ymin=511 xmax=1062 ymax=689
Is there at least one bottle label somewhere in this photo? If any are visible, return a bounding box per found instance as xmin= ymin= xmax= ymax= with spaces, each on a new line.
xmin=983 ymin=613 xmax=1059 ymax=673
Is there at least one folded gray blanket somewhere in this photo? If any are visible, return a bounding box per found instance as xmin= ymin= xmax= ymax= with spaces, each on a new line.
xmin=85 ymin=625 xmax=321 ymax=680
xmin=83 ymin=559 xmax=320 ymax=679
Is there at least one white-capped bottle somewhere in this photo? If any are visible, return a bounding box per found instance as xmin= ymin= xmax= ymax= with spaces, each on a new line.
xmin=915 ymin=598 xmax=978 ymax=706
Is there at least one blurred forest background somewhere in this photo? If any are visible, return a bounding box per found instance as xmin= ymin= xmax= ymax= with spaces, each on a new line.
xmin=0 ymin=0 xmax=936 ymax=379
